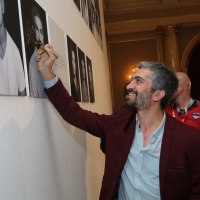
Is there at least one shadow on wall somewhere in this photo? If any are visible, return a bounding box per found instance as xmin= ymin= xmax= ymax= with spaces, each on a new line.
xmin=0 ymin=99 xmax=87 ymax=200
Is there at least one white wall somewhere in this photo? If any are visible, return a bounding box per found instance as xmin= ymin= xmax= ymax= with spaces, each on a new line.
xmin=0 ymin=0 xmax=112 ymax=199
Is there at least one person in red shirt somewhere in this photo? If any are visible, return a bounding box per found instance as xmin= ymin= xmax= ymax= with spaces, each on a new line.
xmin=165 ymin=72 xmax=200 ymax=129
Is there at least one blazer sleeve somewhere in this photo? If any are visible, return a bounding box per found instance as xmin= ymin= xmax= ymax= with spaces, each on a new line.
xmin=190 ymin=134 xmax=200 ymax=199
xmin=45 ymin=79 xmax=116 ymax=138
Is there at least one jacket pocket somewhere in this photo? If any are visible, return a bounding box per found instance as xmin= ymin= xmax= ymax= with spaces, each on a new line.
xmin=166 ymin=164 xmax=188 ymax=172
xmin=164 ymin=164 xmax=191 ymax=199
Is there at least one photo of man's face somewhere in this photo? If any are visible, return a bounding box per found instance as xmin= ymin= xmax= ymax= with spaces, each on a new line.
xmin=67 ymin=35 xmax=81 ymax=102
xmin=21 ymin=0 xmax=48 ymax=58
xmin=86 ymin=56 xmax=94 ymax=102
xmin=78 ymin=48 xmax=89 ymax=102
xmin=71 ymin=49 xmax=76 ymax=76
xmin=81 ymin=59 xmax=86 ymax=79
xmin=0 ymin=0 xmax=26 ymax=96
xmin=20 ymin=0 xmax=49 ymax=98
xmin=88 ymin=64 xmax=92 ymax=82
xmin=82 ymin=0 xmax=88 ymax=24
xmin=32 ymin=13 xmax=44 ymax=45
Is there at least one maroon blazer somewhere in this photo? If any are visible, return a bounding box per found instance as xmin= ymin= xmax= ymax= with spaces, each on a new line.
xmin=45 ymin=80 xmax=200 ymax=200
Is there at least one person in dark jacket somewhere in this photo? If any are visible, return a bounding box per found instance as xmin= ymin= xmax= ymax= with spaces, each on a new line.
xmin=36 ymin=45 xmax=200 ymax=200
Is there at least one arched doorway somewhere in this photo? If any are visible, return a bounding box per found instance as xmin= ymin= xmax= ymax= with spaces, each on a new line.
xmin=187 ymin=42 xmax=200 ymax=100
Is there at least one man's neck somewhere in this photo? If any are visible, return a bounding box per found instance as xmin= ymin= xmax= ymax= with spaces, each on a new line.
xmin=175 ymin=96 xmax=192 ymax=110
xmin=137 ymin=109 xmax=164 ymax=134
xmin=137 ymin=109 xmax=164 ymax=147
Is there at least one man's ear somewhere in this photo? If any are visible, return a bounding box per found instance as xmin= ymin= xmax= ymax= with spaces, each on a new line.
xmin=153 ymin=90 xmax=165 ymax=102
xmin=178 ymin=84 xmax=184 ymax=92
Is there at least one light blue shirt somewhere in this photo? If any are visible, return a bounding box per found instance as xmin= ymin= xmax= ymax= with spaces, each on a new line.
xmin=118 ymin=111 xmax=166 ymax=200
xmin=43 ymin=75 xmax=58 ymax=89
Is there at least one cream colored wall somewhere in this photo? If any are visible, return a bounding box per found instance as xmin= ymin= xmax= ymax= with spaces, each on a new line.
xmin=0 ymin=0 xmax=112 ymax=200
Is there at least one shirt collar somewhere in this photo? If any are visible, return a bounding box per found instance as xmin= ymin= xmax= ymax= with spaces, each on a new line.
xmin=135 ymin=111 xmax=166 ymax=142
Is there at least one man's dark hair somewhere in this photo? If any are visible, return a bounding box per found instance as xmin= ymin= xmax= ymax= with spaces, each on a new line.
xmin=138 ymin=61 xmax=178 ymax=109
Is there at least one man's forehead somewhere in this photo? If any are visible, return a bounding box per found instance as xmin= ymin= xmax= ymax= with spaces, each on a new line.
xmin=34 ymin=16 xmax=43 ymax=26
xmin=134 ymin=68 xmax=153 ymax=78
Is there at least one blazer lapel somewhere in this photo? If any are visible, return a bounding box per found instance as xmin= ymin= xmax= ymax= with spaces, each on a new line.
xmin=159 ymin=114 xmax=176 ymax=199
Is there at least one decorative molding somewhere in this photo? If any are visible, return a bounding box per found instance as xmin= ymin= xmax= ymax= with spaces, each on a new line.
xmin=105 ymin=13 xmax=200 ymax=35
xmin=104 ymin=0 xmax=200 ymax=35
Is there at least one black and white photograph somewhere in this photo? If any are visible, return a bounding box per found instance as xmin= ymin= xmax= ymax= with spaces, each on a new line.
xmin=78 ymin=48 xmax=89 ymax=102
xmin=67 ymin=35 xmax=81 ymax=102
xmin=86 ymin=56 xmax=95 ymax=103
xmin=73 ymin=0 xmax=80 ymax=11
xmin=94 ymin=0 xmax=100 ymax=17
xmin=21 ymin=0 xmax=48 ymax=98
xmin=88 ymin=0 xmax=94 ymax=33
xmin=0 ymin=0 xmax=26 ymax=96
xmin=96 ymin=14 xmax=102 ymax=48
xmin=82 ymin=0 xmax=89 ymax=25
xmin=92 ymin=7 xmax=97 ymax=37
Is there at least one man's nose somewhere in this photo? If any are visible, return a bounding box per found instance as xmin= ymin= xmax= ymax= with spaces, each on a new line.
xmin=127 ymin=80 xmax=136 ymax=90
xmin=127 ymin=81 xmax=133 ymax=88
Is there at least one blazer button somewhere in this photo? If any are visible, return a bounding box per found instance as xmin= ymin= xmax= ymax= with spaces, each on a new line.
xmin=113 ymin=181 xmax=116 ymax=186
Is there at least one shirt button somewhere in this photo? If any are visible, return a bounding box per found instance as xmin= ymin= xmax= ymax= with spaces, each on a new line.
xmin=140 ymin=153 xmax=143 ymax=156
xmin=135 ymin=173 xmax=139 ymax=177
xmin=135 ymin=191 xmax=140 ymax=195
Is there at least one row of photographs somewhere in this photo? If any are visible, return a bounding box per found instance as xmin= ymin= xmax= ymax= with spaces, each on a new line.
xmin=67 ymin=36 xmax=95 ymax=103
xmin=0 ymin=0 xmax=95 ymax=103
xmin=73 ymin=0 xmax=102 ymax=48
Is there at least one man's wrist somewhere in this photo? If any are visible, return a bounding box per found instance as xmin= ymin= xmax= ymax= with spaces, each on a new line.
xmin=43 ymin=75 xmax=58 ymax=89
xmin=39 ymin=69 xmax=55 ymax=81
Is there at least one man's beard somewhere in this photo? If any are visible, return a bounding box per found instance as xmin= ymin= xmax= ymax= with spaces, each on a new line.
xmin=125 ymin=89 xmax=153 ymax=111
xmin=37 ymin=40 xmax=43 ymax=45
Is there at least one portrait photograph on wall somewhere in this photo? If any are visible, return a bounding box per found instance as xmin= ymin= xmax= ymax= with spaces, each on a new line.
xmin=86 ymin=56 xmax=95 ymax=103
xmin=95 ymin=13 xmax=102 ymax=48
xmin=89 ymin=0 xmax=102 ymax=48
xmin=20 ymin=0 xmax=48 ymax=98
xmin=67 ymin=35 xmax=81 ymax=102
xmin=88 ymin=0 xmax=94 ymax=33
xmin=48 ymin=17 xmax=69 ymax=92
xmin=78 ymin=48 xmax=89 ymax=102
xmin=81 ymin=0 xmax=89 ymax=25
xmin=0 ymin=0 xmax=27 ymax=96
xmin=94 ymin=0 xmax=100 ymax=17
